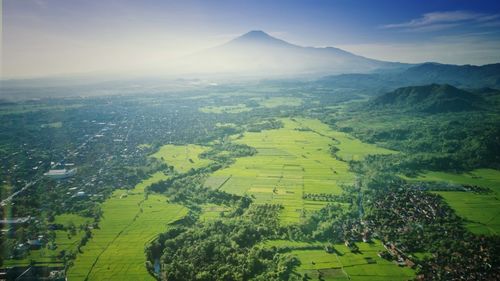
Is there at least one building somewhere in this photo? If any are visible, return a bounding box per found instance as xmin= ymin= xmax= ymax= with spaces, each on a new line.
xmin=43 ymin=168 xmax=77 ymax=179
xmin=0 ymin=216 xmax=31 ymax=227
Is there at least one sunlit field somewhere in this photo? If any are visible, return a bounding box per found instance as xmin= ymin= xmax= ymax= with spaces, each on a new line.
xmin=67 ymin=172 xmax=188 ymax=281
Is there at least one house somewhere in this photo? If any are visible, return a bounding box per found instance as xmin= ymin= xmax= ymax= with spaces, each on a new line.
xmin=44 ymin=168 xmax=77 ymax=179
xmin=27 ymin=239 xmax=43 ymax=250
xmin=0 ymin=216 xmax=31 ymax=228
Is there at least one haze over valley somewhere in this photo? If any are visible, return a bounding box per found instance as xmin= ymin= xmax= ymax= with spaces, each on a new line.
xmin=1 ymin=1 xmax=500 ymax=281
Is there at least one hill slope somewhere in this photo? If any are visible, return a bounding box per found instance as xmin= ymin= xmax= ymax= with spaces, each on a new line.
xmin=371 ymin=84 xmax=484 ymax=113
xmin=318 ymin=62 xmax=500 ymax=92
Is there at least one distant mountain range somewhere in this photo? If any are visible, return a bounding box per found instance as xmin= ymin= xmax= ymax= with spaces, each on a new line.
xmin=319 ymin=62 xmax=500 ymax=92
xmin=370 ymin=84 xmax=485 ymax=113
xmin=2 ymin=30 xmax=500 ymax=102
xmin=175 ymin=30 xmax=405 ymax=77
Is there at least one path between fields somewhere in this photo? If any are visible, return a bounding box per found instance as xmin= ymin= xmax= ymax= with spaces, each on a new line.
xmin=82 ymin=195 xmax=186 ymax=281
xmin=334 ymin=253 xmax=351 ymax=280
xmin=82 ymin=197 xmax=148 ymax=281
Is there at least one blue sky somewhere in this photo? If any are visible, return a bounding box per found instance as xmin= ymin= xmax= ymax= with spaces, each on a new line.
xmin=3 ymin=0 xmax=500 ymax=78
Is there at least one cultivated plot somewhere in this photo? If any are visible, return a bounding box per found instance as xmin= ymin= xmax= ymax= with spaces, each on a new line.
xmin=411 ymin=169 xmax=500 ymax=235
xmin=206 ymin=118 xmax=392 ymax=224
xmin=151 ymin=144 xmax=212 ymax=173
xmin=199 ymin=104 xmax=251 ymax=114
xmin=290 ymin=241 xmax=415 ymax=281
xmin=67 ymin=172 xmax=188 ymax=281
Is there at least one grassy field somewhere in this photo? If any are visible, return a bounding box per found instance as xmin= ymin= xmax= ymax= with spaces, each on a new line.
xmin=205 ymin=118 xmax=393 ymax=224
xmin=410 ymin=169 xmax=500 ymax=235
xmin=67 ymin=172 xmax=188 ymax=281
xmin=293 ymin=118 xmax=396 ymax=161
xmin=199 ymin=104 xmax=251 ymax=114
xmin=289 ymin=241 xmax=415 ymax=281
xmin=2 ymin=214 xmax=91 ymax=268
xmin=198 ymin=203 xmax=230 ymax=222
xmin=259 ymin=239 xmax=323 ymax=249
xmin=150 ymin=144 xmax=212 ymax=173
xmin=257 ymin=97 xmax=303 ymax=108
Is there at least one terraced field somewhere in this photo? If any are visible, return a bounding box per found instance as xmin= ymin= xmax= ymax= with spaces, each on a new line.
xmin=205 ymin=118 xmax=394 ymax=224
xmin=67 ymin=172 xmax=188 ymax=281
xmin=412 ymin=169 xmax=500 ymax=235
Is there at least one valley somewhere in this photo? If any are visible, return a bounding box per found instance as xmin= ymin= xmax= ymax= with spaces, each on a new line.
xmin=1 ymin=75 xmax=499 ymax=280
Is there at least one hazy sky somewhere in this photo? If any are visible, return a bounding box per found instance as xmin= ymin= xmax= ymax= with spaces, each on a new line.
xmin=2 ymin=0 xmax=500 ymax=78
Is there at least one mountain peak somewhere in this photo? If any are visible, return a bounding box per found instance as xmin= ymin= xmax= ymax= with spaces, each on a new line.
xmin=228 ymin=30 xmax=290 ymax=46
xmin=241 ymin=30 xmax=271 ymax=38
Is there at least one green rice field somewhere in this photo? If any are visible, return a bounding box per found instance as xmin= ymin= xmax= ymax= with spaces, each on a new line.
xmin=293 ymin=118 xmax=396 ymax=161
xmin=290 ymin=241 xmax=415 ymax=281
xmin=411 ymin=169 xmax=500 ymax=235
xmin=260 ymin=239 xmax=415 ymax=280
xmin=206 ymin=118 xmax=395 ymax=224
xmin=67 ymin=172 xmax=188 ymax=281
xmin=150 ymin=144 xmax=212 ymax=173
xmin=257 ymin=97 xmax=303 ymax=108
xmin=199 ymin=104 xmax=251 ymax=113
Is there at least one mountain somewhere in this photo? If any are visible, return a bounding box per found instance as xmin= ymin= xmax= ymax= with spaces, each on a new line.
xmin=370 ymin=84 xmax=484 ymax=113
xmin=318 ymin=62 xmax=500 ymax=92
xmin=401 ymin=63 xmax=500 ymax=88
xmin=175 ymin=30 xmax=405 ymax=77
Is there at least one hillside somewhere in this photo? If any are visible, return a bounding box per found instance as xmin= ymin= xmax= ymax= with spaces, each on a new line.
xmin=402 ymin=63 xmax=500 ymax=88
xmin=370 ymin=84 xmax=484 ymax=113
xmin=318 ymin=62 xmax=500 ymax=92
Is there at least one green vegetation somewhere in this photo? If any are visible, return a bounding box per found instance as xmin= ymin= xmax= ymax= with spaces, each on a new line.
xmin=199 ymin=104 xmax=251 ymax=113
xmin=293 ymin=118 xmax=396 ymax=161
xmin=67 ymin=172 xmax=188 ymax=281
xmin=370 ymin=84 xmax=484 ymax=113
xmin=151 ymin=144 xmax=213 ymax=173
xmin=206 ymin=118 xmax=396 ymax=224
xmin=2 ymin=214 xmax=90 ymax=267
xmin=290 ymin=241 xmax=415 ymax=281
xmin=0 ymin=104 xmax=83 ymax=115
xmin=257 ymin=97 xmax=302 ymax=108
xmin=206 ymin=118 xmax=353 ymax=223
xmin=41 ymin=121 xmax=63 ymax=128
xmin=2 ymin=79 xmax=500 ymax=280
xmin=409 ymin=169 xmax=500 ymax=235
xmin=198 ymin=203 xmax=229 ymax=221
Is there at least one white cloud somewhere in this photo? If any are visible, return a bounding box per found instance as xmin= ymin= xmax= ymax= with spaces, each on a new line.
xmin=381 ymin=11 xmax=500 ymax=31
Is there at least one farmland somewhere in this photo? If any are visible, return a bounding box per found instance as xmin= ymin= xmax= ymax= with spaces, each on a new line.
xmin=199 ymin=104 xmax=251 ymax=114
xmin=2 ymin=76 xmax=499 ymax=280
xmin=288 ymin=241 xmax=415 ymax=281
xmin=205 ymin=118 xmax=395 ymax=224
xmin=67 ymin=172 xmax=188 ymax=281
xmin=411 ymin=169 xmax=500 ymax=235
xmin=151 ymin=144 xmax=212 ymax=173
xmin=257 ymin=97 xmax=303 ymax=108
